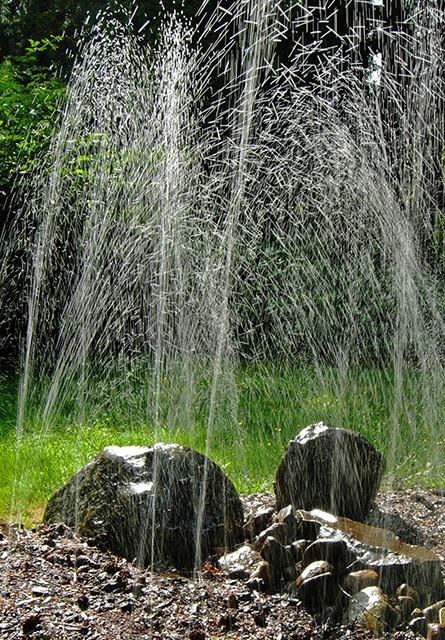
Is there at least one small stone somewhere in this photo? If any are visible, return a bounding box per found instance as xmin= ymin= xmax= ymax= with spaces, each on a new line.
xmin=409 ymin=617 xmax=428 ymax=637
xmin=253 ymin=611 xmax=267 ymax=627
xmin=396 ymin=583 xmax=420 ymax=606
xmin=247 ymin=560 xmax=275 ymax=592
xmin=343 ymin=570 xmax=380 ymax=595
xmin=227 ymin=593 xmax=238 ymax=609
xmin=297 ymin=560 xmax=333 ymax=585
xmin=296 ymin=571 xmax=337 ymax=612
xmin=277 ymin=505 xmax=299 ymax=540
xmin=259 ymin=536 xmax=294 ymax=576
xmin=286 ymin=540 xmax=310 ymax=564
xmin=427 ymin=624 xmax=445 ymax=640
xmin=218 ymin=545 xmax=263 ymax=579
xmin=346 ymin=586 xmax=400 ymax=633
xmin=411 ymin=608 xmax=424 ymax=619
xmin=296 ymin=518 xmax=321 ymax=541
xmin=302 ymin=538 xmax=350 ymax=571
xmin=242 ymin=507 xmax=274 ymax=540
xmin=397 ymin=595 xmax=417 ymax=620
xmin=283 ymin=564 xmax=298 ymax=582
xmin=77 ymin=595 xmax=89 ymax=610
xmin=104 ymin=580 xmax=119 ymax=593
xmin=131 ymin=583 xmax=144 ymax=597
xmin=22 ymin=614 xmax=41 ymax=634
xmin=217 ymin=613 xmax=236 ymax=630
xmin=425 ymin=601 xmax=445 ymax=623
xmin=254 ymin=523 xmax=289 ymax=550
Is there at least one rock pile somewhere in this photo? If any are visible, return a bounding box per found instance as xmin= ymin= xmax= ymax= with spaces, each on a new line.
xmin=219 ymin=423 xmax=444 ymax=633
xmin=44 ymin=423 xmax=444 ymax=634
xmin=220 ymin=503 xmax=444 ymax=633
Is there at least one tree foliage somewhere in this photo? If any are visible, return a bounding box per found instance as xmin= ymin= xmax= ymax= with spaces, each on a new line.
xmin=0 ymin=35 xmax=65 ymax=226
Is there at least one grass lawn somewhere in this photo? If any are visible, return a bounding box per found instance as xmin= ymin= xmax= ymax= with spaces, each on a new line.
xmin=1 ymin=362 xmax=444 ymax=525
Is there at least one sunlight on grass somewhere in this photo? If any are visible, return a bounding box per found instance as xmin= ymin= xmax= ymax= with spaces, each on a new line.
xmin=0 ymin=364 xmax=443 ymax=525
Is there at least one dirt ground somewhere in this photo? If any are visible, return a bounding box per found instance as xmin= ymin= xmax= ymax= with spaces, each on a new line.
xmin=1 ymin=487 xmax=444 ymax=640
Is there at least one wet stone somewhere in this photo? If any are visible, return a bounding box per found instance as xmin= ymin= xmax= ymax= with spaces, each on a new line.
xmin=296 ymin=560 xmax=333 ymax=586
xmin=343 ymin=570 xmax=380 ymax=595
xmin=275 ymin=423 xmax=386 ymax=521
xmin=259 ymin=536 xmax=294 ymax=577
xmin=397 ymin=583 xmax=420 ymax=606
xmin=254 ymin=522 xmax=288 ymax=550
xmin=218 ymin=545 xmax=262 ymax=579
xmin=247 ymin=560 xmax=275 ymax=592
xmin=367 ymin=507 xmax=423 ymax=545
xmin=397 ymin=595 xmax=417 ymax=619
xmin=242 ymin=507 xmax=275 ymax=540
xmin=409 ymin=616 xmax=428 ymax=637
xmin=425 ymin=601 xmax=445 ymax=623
xmin=302 ymin=538 xmax=350 ymax=571
xmin=295 ymin=571 xmax=337 ymax=612
xmin=286 ymin=539 xmax=310 ymax=564
xmin=77 ymin=595 xmax=89 ymax=611
xmin=346 ymin=586 xmax=400 ymax=633
xmin=296 ymin=518 xmax=321 ymax=541
xmin=427 ymin=624 xmax=445 ymax=640
xmin=277 ymin=505 xmax=300 ymax=541
xmin=44 ymin=443 xmax=244 ymax=571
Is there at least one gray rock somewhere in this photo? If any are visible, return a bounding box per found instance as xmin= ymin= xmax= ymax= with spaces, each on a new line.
xmin=302 ymin=538 xmax=351 ymax=572
xmin=366 ymin=506 xmax=423 ymax=545
xmin=396 ymin=583 xmax=420 ymax=607
xmin=259 ymin=536 xmax=294 ymax=579
xmin=295 ymin=561 xmax=337 ymax=612
xmin=343 ymin=570 xmax=380 ymax=595
xmin=397 ymin=595 xmax=417 ymax=620
xmin=424 ymin=601 xmax=445 ymax=623
xmin=218 ymin=545 xmax=263 ymax=579
xmin=275 ymin=423 xmax=386 ymax=521
xmin=242 ymin=507 xmax=274 ymax=541
xmin=44 ymin=444 xmax=243 ymax=570
xmin=277 ymin=505 xmax=299 ymax=540
xmin=409 ymin=616 xmax=428 ymax=637
xmin=296 ymin=560 xmax=333 ymax=584
xmin=254 ymin=522 xmax=288 ymax=551
xmin=346 ymin=586 xmax=400 ymax=633
xmin=286 ymin=539 xmax=311 ymax=564
xmin=247 ymin=560 xmax=275 ymax=592
xmin=427 ymin=623 xmax=445 ymax=640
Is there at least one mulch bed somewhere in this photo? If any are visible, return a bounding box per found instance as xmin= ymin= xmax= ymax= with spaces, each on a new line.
xmin=1 ymin=488 xmax=444 ymax=640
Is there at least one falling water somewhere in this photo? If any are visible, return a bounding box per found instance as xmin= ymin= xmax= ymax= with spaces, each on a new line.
xmin=2 ymin=0 xmax=444 ymax=544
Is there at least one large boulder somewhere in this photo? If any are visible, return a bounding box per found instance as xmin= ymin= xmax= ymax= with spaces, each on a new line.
xmin=275 ymin=423 xmax=386 ymax=521
xmin=43 ymin=443 xmax=244 ymax=571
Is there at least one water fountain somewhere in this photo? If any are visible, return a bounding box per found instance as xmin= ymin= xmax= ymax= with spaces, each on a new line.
xmin=1 ymin=0 xmax=444 ymax=552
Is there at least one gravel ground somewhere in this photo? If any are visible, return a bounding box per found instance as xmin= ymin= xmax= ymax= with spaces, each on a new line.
xmin=0 ymin=488 xmax=444 ymax=640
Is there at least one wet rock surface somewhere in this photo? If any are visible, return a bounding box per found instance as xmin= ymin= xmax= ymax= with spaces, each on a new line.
xmin=1 ymin=488 xmax=444 ymax=640
xmin=43 ymin=444 xmax=243 ymax=571
xmin=275 ymin=423 xmax=386 ymax=520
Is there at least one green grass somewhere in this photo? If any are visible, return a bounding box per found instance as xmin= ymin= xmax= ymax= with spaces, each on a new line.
xmin=0 ymin=362 xmax=444 ymax=525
